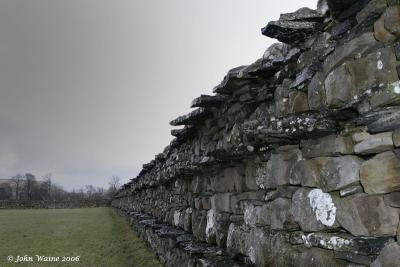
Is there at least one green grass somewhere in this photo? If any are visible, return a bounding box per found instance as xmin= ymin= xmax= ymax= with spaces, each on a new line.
xmin=0 ymin=208 xmax=162 ymax=267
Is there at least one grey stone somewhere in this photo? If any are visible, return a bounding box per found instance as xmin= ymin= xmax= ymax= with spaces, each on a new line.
xmin=384 ymin=6 xmax=400 ymax=37
xmin=337 ymin=194 xmax=400 ymax=237
xmin=230 ymin=191 xmax=265 ymax=214
xmin=211 ymin=193 xmax=232 ymax=212
xmin=308 ymin=72 xmax=326 ymax=110
xmin=191 ymin=94 xmax=228 ymax=108
xmin=323 ymin=32 xmax=379 ymax=75
xmin=394 ymin=129 xmax=400 ymax=147
xmin=320 ymin=156 xmax=363 ymax=192
xmin=226 ymin=223 xmax=250 ymax=256
xmin=369 ymin=81 xmax=400 ymax=110
xmin=288 ymin=90 xmax=309 ymax=114
xmin=255 ymin=149 xmax=301 ymax=189
xmin=291 ymin=188 xmax=340 ymax=231
xmin=356 ymin=0 xmax=387 ymax=24
xmin=353 ymin=132 xmax=394 ymax=155
xmin=301 ymin=135 xmax=353 ymax=158
xmin=268 ymin=198 xmax=298 ymax=230
xmin=334 ymin=251 xmax=376 ymax=266
xmin=291 ymin=157 xmax=330 ymax=187
xmin=243 ymin=202 xmax=270 ymax=227
xmin=371 ymin=242 xmax=400 ymax=267
xmin=384 ymin=192 xmax=400 ymax=208
xmin=325 ymin=63 xmax=357 ymax=108
xmin=352 ymin=131 xmax=371 ymax=143
xmin=374 ymin=14 xmax=396 ymax=43
xmin=298 ymin=248 xmax=347 ymax=267
xmin=360 ymin=151 xmax=400 ymax=194
xmin=340 ymin=185 xmax=364 ymax=197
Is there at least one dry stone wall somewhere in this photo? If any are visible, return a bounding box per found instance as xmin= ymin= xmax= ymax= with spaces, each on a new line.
xmin=113 ymin=0 xmax=400 ymax=266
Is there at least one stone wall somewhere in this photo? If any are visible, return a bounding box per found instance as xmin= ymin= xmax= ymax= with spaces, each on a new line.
xmin=0 ymin=200 xmax=110 ymax=209
xmin=113 ymin=0 xmax=400 ymax=266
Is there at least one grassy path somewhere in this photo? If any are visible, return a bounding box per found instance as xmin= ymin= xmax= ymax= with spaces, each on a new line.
xmin=0 ymin=208 xmax=161 ymax=267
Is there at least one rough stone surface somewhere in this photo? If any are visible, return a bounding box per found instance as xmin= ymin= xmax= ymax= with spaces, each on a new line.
xmin=371 ymin=242 xmax=400 ymax=267
xmin=360 ymin=151 xmax=400 ymax=194
xmin=336 ymin=194 xmax=400 ymax=237
xmin=353 ymin=132 xmax=394 ymax=155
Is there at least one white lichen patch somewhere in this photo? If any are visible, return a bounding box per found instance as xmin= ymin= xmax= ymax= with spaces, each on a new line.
xmin=174 ymin=210 xmax=181 ymax=226
xmin=308 ymin=189 xmax=337 ymax=226
xmin=206 ymin=209 xmax=216 ymax=238
xmin=377 ymin=60 xmax=384 ymax=70
xmin=394 ymin=84 xmax=400 ymax=94
xmin=248 ymin=246 xmax=256 ymax=264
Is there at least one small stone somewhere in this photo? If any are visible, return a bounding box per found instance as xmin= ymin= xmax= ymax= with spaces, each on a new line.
xmin=353 ymin=132 xmax=394 ymax=155
xmin=340 ymin=185 xmax=364 ymax=197
xmin=384 ymin=192 xmax=400 ymax=208
xmin=352 ymin=131 xmax=371 ymax=143
xmin=394 ymin=128 xmax=400 ymax=147
xmin=360 ymin=151 xmax=400 ymax=194
xmin=337 ymin=194 xmax=400 ymax=237
xmin=371 ymin=242 xmax=400 ymax=267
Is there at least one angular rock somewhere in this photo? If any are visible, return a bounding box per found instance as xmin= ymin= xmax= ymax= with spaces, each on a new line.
xmin=320 ymin=156 xmax=363 ymax=192
xmin=243 ymin=202 xmax=270 ymax=227
xmin=308 ymin=72 xmax=326 ymax=110
xmin=366 ymin=108 xmax=400 ymax=133
xmin=353 ymin=132 xmax=394 ymax=155
xmin=384 ymin=6 xmax=400 ymax=37
xmin=356 ymin=0 xmax=387 ymax=24
xmin=301 ymin=135 xmax=353 ymax=158
xmin=327 ymin=0 xmax=359 ymax=17
xmin=262 ymin=20 xmax=323 ymax=45
xmin=230 ymin=191 xmax=265 ymax=214
xmin=288 ymin=90 xmax=309 ymax=114
xmin=384 ymin=192 xmax=400 ymax=208
xmin=268 ymin=198 xmax=298 ymax=230
xmin=336 ymin=194 xmax=400 ymax=237
xmin=291 ymin=157 xmax=330 ymax=187
xmin=371 ymin=242 xmax=400 ymax=267
xmin=298 ymin=248 xmax=347 ymax=267
xmin=360 ymin=151 xmax=400 ymax=194
xmin=226 ymin=223 xmax=250 ymax=256
xmin=291 ymin=188 xmax=339 ymax=231
xmin=213 ymin=66 xmax=256 ymax=94
xmin=394 ymin=128 xmax=400 ymax=147
xmin=325 ymin=63 xmax=357 ymax=108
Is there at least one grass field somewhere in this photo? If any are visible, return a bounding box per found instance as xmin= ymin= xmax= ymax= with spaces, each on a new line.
xmin=0 ymin=208 xmax=162 ymax=267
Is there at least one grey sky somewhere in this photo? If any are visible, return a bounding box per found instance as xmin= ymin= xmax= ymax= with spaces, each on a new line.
xmin=0 ymin=0 xmax=316 ymax=190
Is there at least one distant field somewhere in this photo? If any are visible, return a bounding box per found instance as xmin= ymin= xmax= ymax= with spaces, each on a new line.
xmin=0 ymin=208 xmax=161 ymax=267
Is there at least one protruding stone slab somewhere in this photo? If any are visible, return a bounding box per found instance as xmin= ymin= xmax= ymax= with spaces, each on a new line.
xmin=191 ymin=94 xmax=228 ymax=108
xmin=213 ymin=66 xmax=256 ymax=94
xmin=170 ymin=108 xmax=212 ymax=126
xmin=360 ymin=151 xmax=400 ymax=194
xmin=291 ymin=188 xmax=339 ymax=231
xmin=336 ymin=194 xmax=400 ymax=237
xmin=369 ymin=81 xmax=400 ymax=109
xmin=353 ymin=132 xmax=394 ymax=155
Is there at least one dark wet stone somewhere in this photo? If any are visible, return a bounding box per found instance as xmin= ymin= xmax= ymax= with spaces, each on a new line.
xmin=384 ymin=192 xmax=400 ymax=208
xmin=290 ymin=63 xmax=322 ymax=89
xmin=279 ymin=8 xmax=325 ymax=22
xmin=262 ymin=20 xmax=324 ymax=45
xmin=213 ymin=66 xmax=256 ymax=94
xmin=331 ymin=18 xmax=356 ymax=38
xmin=191 ymin=94 xmax=228 ymax=108
xmin=327 ymin=0 xmax=359 ymax=17
xmin=334 ymin=251 xmax=376 ymax=265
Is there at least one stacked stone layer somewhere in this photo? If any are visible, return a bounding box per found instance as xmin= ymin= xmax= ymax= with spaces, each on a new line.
xmin=113 ymin=0 xmax=400 ymax=266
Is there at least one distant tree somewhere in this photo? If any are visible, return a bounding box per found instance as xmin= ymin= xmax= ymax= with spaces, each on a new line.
xmin=24 ymin=173 xmax=38 ymax=200
xmin=11 ymin=174 xmax=24 ymax=200
xmin=40 ymin=173 xmax=52 ymax=200
xmin=107 ymin=176 xmax=121 ymax=197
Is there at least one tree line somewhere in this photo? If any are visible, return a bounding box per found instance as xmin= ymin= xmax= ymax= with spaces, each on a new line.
xmin=0 ymin=173 xmax=121 ymax=201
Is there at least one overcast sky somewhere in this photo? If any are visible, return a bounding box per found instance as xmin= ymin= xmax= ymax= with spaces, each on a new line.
xmin=0 ymin=0 xmax=316 ymax=190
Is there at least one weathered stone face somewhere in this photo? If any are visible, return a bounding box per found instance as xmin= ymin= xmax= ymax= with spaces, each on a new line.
xmin=360 ymin=151 xmax=400 ymax=194
xmin=353 ymin=132 xmax=394 ymax=155
xmin=336 ymin=194 xmax=400 ymax=237
xmin=301 ymin=135 xmax=353 ymax=158
xmin=371 ymin=242 xmax=400 ymax=267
